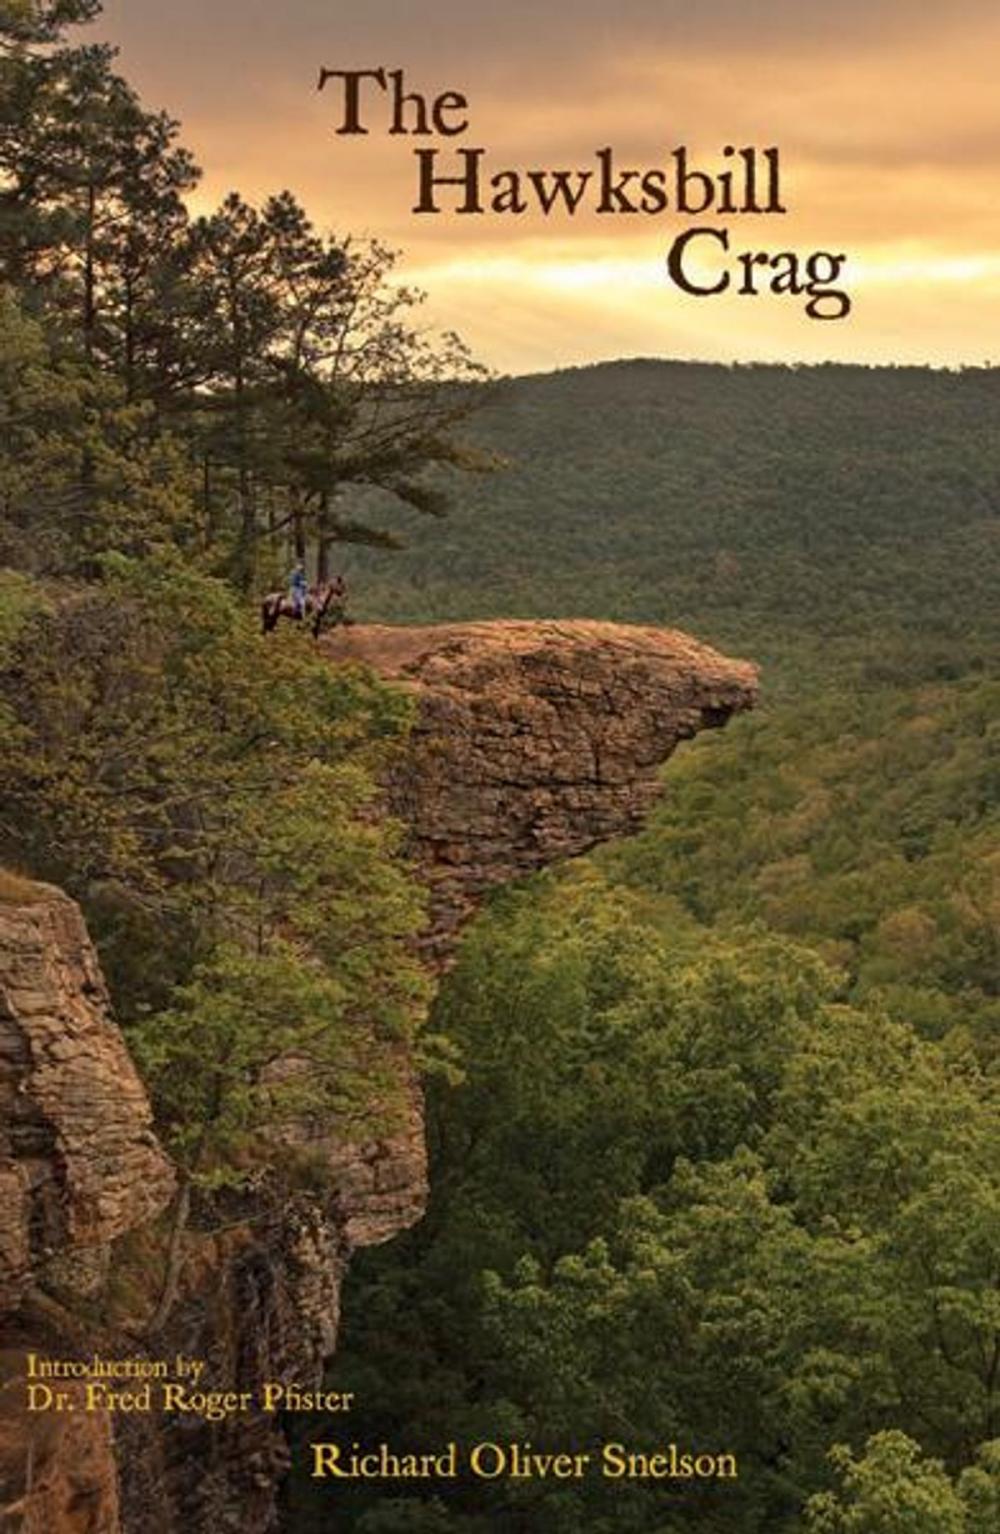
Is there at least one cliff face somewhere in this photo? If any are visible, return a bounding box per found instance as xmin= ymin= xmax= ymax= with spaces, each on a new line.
xmin=322 ymin=621 xmax=758 ymax=960
xmin=0 ymin=883 xmax=175 ymax=1312
xmin=0 ymin=881 xmax=174 ymax=1534
xmin=0 ymin=621 xmax=757 ymax=1534
xmin=112 ymin=1069 xmax=430 ymax=1534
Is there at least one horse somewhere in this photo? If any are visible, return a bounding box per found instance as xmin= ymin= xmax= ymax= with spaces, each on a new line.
xmin=261 ymin=576 xmax=350 ymax=640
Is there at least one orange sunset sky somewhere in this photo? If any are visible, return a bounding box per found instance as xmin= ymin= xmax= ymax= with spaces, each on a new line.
xmin=98 ymin=0 xmax=1000 ymax=375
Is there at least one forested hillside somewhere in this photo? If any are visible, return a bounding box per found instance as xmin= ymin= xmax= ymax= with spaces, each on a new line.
xmin=342 ymin=359 xmax=1000 ymax=686
xmin=305 ymin=360 xmax=1000 ymax=1533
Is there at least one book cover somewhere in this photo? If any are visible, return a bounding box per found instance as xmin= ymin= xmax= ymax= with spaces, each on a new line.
xmin=1 ymin=3 xmax=998 ymax=1532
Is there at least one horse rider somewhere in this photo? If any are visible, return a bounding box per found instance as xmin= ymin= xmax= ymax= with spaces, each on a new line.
xmin=327 ymin=573 xmax=347 ymax=622
xmin=289 ymin=560 xmax=308 ymax=619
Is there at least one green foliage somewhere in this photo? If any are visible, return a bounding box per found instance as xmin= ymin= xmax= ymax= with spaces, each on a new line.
xmin=0 ymin=553 xmax=405 ymax=906
xmin=805 ymin=1433 xmax=1000 ymax=1533
xmin=338 ymin=359 xmax=1000 ymax=689
xmin=603 ymin=678 xmax=1000 ymax=1055
xmin=129 ymin=940 xmax=412 ymax=1185
xmin=0 ymin=551 xmax=428 ymax=1183
xmin=0 ymin=289 xmax=198 ymax=568
xmin=320 ymin=351 xmax=1000 ymax=1527
xmin=309 ymin=871 xmax=1000 ymax=1534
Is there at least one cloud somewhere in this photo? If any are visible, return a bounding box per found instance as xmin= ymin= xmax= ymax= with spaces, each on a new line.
xmin=93 ymin=0 xmax=1000 ymax=371
xmin=100 ymin=0 xmax=1000 ymax=75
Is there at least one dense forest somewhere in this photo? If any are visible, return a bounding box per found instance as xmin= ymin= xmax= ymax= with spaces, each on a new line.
xmin=3 ymin=5 xmax=1000 ymax=1533
xmin=340 ymin=358 xmax=1000 ymax=688
xmin=294 ymin=340 xmax=1000 ymax=1523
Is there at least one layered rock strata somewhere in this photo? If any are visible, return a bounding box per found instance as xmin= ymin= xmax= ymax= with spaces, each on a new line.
xmin=0 ymin=884 xmax=175 ymax=1313
xmin=322 ymin=621 xmax=758 ymax=960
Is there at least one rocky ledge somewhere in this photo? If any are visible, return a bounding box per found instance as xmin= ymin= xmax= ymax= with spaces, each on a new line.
xmin=322 ymin=620 xmax=759 ymax=959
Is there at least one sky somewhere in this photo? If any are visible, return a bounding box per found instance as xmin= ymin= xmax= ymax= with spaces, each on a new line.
xmin=96 ymin=0 xmax=1000 ymax=375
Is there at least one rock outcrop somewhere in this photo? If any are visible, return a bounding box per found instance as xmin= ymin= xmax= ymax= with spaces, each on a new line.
xmin=112 ymin=1068 xmax=430 ymax=1534
xmin=0 ymin=620 xmax=757 ymax=1534
xmin=0 ymin=1348 xmax=121 ymax=1534
xmin=0 ymin=880 xmax=174 ymax=1534
xmin=322 ymin=621 xmax=758 ymax=959
xmin=0 ymin=881 xmax=175 ymax=1312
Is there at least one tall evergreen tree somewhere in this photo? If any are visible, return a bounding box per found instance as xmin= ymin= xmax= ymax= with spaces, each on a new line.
xmin=0 ymin=38 xmax=197 ymax=358
xmin=1 ymin=0 xmax=492 ymax=591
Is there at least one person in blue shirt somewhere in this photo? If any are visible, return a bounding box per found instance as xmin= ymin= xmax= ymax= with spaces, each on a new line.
xmin=289 ymin=560 xmax=308 ymax=619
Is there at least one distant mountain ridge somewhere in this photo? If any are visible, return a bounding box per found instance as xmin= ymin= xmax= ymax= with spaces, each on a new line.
xmin=341 ymin=358 xmax=1000 ymax=685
